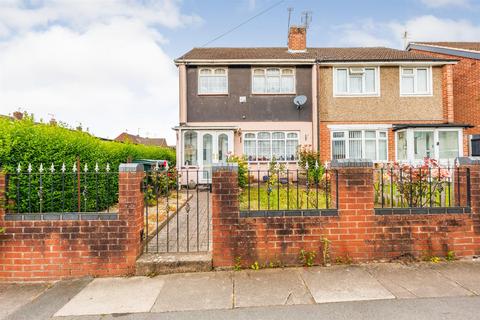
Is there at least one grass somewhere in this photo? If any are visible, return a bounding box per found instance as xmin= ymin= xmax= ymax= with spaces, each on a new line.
xmin=240 ymin=184 xmax=330 ymax=211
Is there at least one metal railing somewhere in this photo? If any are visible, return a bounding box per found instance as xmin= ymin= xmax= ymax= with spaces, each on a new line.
xmin=241 ymin=168 xmax=338 ymax=213
xmin=142 ymin=168 xmax=211 ymax=253
xmin=374 ymin=165 xmax=471 ymax=209
xmin=5 ymin=163 xmax=118 ymax=214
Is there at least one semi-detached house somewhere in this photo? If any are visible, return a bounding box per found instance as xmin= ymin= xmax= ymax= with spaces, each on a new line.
xmin=174 ymin=27 xmax=471 ymax=182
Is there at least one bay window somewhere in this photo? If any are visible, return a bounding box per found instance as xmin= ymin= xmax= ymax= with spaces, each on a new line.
xmin=198 ymin=67 xmax=228 ymax=94
xmin=243 ymin=131 xmax=299 ymax=161
xmin=252 ymin=68 xmax=295 ymax=94
xmin=332 ymin=130 xmax=388 ymax=161
xmin=400 ymin=67 xmax=431 ymax=95
xmin=334 ymin=67 xmax=379 ymax=96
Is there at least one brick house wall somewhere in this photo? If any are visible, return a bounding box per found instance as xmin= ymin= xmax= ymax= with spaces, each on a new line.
xmin=212 ymin=161 xmax=480 ymax=268
xmin=410 ymin=49 xmax=480 ymax=136
xmin=0 ymin=164 xmax=144 ymax=282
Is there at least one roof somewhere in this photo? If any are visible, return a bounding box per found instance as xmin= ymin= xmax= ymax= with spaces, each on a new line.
xmin=175 ymin=47 xmax=457 ymax=63
xmin=392 ymin=123 xmax=473 ymax=131
xmin=411 ymin=42 xmax=480 ymax=53
xmin=115 ymin=132 xmax=168 ymax=147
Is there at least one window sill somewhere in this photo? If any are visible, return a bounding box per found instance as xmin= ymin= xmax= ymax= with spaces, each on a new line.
xmin=197 ymin=93 xmax=229 ymax=96
xmin=399 ymin=93 xmax=433 ymax=97
xmin=250 ymin=93 xmax=296 ymax=96
xmin=247 ymin=160 xmax=299 ymax=164
xmin=333 ymin=93 xmax=380 ymax=98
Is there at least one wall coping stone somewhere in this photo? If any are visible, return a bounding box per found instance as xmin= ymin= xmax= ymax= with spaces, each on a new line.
xmin=457 ymin=157 xmax=480 ymax=165
xmin=119 ymin=163 xmax=144 ymax=172
xmin=212 ymin=163 xmax=238 ymax=172
xmin=330 ymin=159 xmax=373 ymax=168
xmin=4 ymin=212 xmax=119 ymax=221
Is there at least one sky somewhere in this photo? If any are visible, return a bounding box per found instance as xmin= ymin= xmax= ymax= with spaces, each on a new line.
xmin=0 ymin=0 xmax=479 ymax=145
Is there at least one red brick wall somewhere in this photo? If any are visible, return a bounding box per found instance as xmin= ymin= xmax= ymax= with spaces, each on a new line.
xmin=0 ymin=168 xmax=144 ymax=282
xmin=288 ymin=27 xmax=306 ymax=51
xmin=212 ymin=163 xmax=480 ymax=268
xmin=410 ymin=49 xmax=480 ymax=136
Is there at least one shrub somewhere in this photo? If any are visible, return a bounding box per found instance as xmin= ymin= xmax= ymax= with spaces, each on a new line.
xmin=0 ymin=115 xmax=175 ymax=213
xmin=227 ymin=154 xmax=248 ymax=188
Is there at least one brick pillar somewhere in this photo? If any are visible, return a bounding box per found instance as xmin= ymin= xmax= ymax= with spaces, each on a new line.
xmin=118 ymin=163 xmax=145 ymax=268
xmin=457 ymin=157 xmax=480 ymax=213
xmin=330 ymin=159 xmax=375 ymax=260
xmin=211 ymin=163 xmax=239 ymax=268
xmin=443 ymin=64 xmax=454 ymax=123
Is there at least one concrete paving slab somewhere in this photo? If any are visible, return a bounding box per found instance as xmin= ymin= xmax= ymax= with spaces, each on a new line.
xmin=0 ymin=283 xmax=50 ymax=320
xmin=151 ymin=271 xmax=233 ymax=312
xmin=6 ymin=278 xmax=91 ymax=320
xmin=301 ymin=265 xmax=395 ymax=303
xmin=365 ymin=263 xmax=473 ymax=298
xmin=54 ymin=277 xmax=165 ymax=317
xmin=234 ymin=268 xmax=314 ymax=308
xmin=430 ymin=262 xmax=480 ymax=295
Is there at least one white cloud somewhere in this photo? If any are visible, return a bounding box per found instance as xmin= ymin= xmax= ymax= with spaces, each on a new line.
xmin=0 ymin=1 xmax=201 ymax=144
xmin=420 ymin=0 xmax=470 ymax=8
xmin=329 ymin=15 xmax=480 ymax=49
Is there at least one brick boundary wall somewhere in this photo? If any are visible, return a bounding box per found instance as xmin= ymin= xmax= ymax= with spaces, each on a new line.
xmin=0 ymin=163 xmax=144 ymax=282
xmin=212 ymin=159 xmax=480 ymax=268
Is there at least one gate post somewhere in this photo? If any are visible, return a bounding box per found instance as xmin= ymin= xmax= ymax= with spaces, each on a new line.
xmin=211 ymin=163 xmax=239 ymax=268
xmin=118 ymin=163 xmax=145 ymax=267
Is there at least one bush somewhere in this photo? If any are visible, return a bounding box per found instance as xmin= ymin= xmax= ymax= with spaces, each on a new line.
xmin=226 ymin=155 xmax=248 ymax=188
xmin=298 ymin=145 xmax=326 ymax=185
xmin=0 ymin=115 xmax=175 ymax=213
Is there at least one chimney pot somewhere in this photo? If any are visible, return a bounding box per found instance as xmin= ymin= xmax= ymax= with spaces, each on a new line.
xmin=288 ymin=26 xmax=307 ymax=52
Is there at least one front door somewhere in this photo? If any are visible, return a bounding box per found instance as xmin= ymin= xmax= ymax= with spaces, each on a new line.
xmin=199 ymin=131 xmax=233 ymax=183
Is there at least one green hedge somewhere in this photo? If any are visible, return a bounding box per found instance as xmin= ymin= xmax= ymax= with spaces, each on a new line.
xmin=0 ymin=116 xmax=175 ymax=213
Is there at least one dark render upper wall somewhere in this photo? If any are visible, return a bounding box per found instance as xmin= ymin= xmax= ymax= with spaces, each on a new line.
xmin=186 ymin=65 xmax=313 ymax=122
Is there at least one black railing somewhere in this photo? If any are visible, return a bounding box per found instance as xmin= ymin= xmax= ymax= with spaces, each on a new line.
xmin=240 ymin=168 xmax=338 ymax=216
xmin=142 ymin=169 xmax=211 ymax=253
xmin=5 ymin=163 xmax=118 ymax=214
xmin=374 ymin=165 xmax=471 ymax=209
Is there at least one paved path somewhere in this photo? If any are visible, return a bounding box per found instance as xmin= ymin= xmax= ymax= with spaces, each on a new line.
xmin=3 ymin=261 xmax=480 ymax=319
xmin=146 ymin=188 xmax=211 ymax=253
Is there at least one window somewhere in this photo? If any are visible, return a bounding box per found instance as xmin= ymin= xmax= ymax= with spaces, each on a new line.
xmin=243 ymin=131 xmax=299 ymax=161
xmin=252 ymin=68 xmax=295 ymax=94
xmin=184 ymin=131 xmax=198 ymax=166
xmin=400 ymin=67 xmax=431 ymax=95
xmin=395 ymin=129 xmax=462 ymax=162
xmin=334 ymin=67 xmax=378 ymax=95
xmin=198 ymin=68 xmax=228 ymax=94
xmin=332 ymin=130 xmax=388 ymax=161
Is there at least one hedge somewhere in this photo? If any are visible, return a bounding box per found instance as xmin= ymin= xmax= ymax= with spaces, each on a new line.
xmin=0 ymin=115 xmax=175 ymax=213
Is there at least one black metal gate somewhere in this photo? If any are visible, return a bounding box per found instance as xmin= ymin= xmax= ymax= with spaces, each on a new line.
xmin=472 ymin=135 xmax=480 ymax=156
xmin=142 ymin=169 xmax=211 ymax=253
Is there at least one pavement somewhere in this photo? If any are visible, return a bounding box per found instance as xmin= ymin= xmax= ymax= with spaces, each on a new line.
xmin=2 ymin=261 xmax=480 ymax=320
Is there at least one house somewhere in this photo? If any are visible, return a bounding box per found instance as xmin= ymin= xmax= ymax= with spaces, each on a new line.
xmin=115 ymin=132 xmax=168 ymax=148
xmin=407 ymin=42 xmax=480 ymax=156
xmin=174 ymin=27 xmax=470 ymax=180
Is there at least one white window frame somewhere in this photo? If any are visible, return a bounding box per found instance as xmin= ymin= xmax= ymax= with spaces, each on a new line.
xmin=197 ymin=67 xmax=228 ymax=95
xmin=394 ymin=128 xmax=463 ymax=163
xmin=333 ymin=67 xmax=380 ymax=97
xmin=251 ymin=67 xmax=296 ymax=95
xmin=399 ymin=66 xmax=433 ymax=96
xmin=243 ymin=131 xmax=299 ymax=162
xmin=330 ymin=129 xmax=388 ymax=162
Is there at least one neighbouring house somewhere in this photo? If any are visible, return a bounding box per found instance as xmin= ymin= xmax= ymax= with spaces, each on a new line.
xmin=115 ymin=132 xmax=168 ymax=148
xmin=407 ymin=42 xmax=480 ymax=156
xmin=174 ymin=26 xmax=471 ymax=181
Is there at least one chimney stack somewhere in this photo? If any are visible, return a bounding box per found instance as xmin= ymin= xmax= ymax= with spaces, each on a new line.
xmin=288 ymin=26 xmax=307 ymax=52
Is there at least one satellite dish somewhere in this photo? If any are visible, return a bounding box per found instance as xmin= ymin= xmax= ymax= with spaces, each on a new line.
xmin=293 ymin=95 xmax=307 ymax=110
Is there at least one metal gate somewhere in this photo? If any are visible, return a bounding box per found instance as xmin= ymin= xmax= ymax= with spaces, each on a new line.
xmin=142 ymin=169 xmax=211 ymax=253
xmin=472 ymin=135 xmax=480 ymax=156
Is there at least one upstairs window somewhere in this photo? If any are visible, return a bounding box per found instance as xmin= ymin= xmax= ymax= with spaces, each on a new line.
xmin=252 ymin=68 xmax=295 ymax=94
xmin=334 ymin=67 xmax=379 ymax=96
xmin=400 ymin=67 xmax=431 ymax=95
xmin=198 ymin=68 xmax=228 ymax=94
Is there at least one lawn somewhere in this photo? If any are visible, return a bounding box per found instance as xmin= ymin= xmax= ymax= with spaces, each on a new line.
xmin=240 ymin=184 xmax=331 ymax=211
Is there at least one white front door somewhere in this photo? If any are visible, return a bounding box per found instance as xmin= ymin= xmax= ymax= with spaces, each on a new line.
xmin=182 ymin=130 xmax=234 ymax=183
